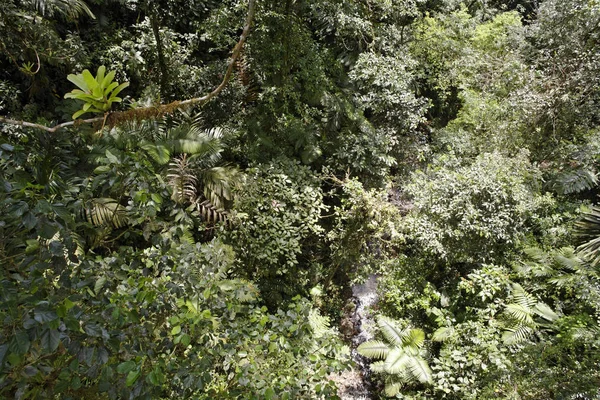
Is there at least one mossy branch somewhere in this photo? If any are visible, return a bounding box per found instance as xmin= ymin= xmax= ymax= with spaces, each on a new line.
xmin=0 ymin=0 xmax=256 ymax=134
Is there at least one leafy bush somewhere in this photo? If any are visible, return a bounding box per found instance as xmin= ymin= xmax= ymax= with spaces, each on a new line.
xmin=404 ymin=151 xmax=551 ymax=266
xmin=227 ymin=158 xmax=327 ymax=304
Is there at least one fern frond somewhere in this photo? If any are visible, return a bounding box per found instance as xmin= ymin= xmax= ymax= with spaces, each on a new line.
xmin=308 ymin=309 xmax=331 ymax=339
xmin=199 ymin=166 xmax=240 ymax=209
xmin=384 ymin=348 xmax=411 ymax=375
xmin=370 ymin=361 xmax=386 ymax=373
xmin=510 ymin=284 xmax=537 ymax=309
xmin=554 ymin=247 xmax=583 ymax=271
xmin=357 ymin=340 xmax=391 ymax=360
xmin=29 ymin=0 xmax=95 ymax=19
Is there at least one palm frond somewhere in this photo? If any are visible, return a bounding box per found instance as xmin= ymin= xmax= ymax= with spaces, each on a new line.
xmin=384 ymin=348 xmax=411 ymax=375
xmin=84 ymin=198 xmax=127 ymax=228
xmin=402 ymin=328 xmax=425 ymax=350
xmin=167 ymin=155 xmax=197 ymax=205
xmin=406 ymin=356 xmax=433 ymax=384
xmin=533 ymin=302 xmax=559 ymax=322
xmin=199 ymin=166 xmax=240 ymax=210
xmin=376 ymin=316 xmax=406 ymax=347
xmin=504 ymin=304 xmax=535 ymax=325
xmin=575 ymin=206 xmax=600 ymax=267
xmin=384 ymin=382 xmax=403 ymax=397
xmin=26 ymin=0 xmax=95 ymax=19
xmin=196 ymin=200 xmax=228 ymax=224
xmin=554 ymin=168 xmax=597 ymax=194
xmin=357 ymin=340 xmax=391 ymax=360
xmin=510 ymin=284 xmax=537 ymax=309
xmin=502 ymin=325 xmax=534 ymax=345
xmin=370 ymin=361 xmax=386 ymax=373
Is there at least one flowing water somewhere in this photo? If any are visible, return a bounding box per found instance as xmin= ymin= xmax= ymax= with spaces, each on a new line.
xmin=334 ymin=275 xmax=379 ymax=399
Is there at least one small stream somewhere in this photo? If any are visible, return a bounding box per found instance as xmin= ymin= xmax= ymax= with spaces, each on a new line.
xmin=335 ymin=275 xmax=379 ymax=400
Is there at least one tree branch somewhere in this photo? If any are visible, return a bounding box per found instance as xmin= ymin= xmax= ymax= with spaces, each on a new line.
xmin=0 ymin=0 xmax=257 ymax=134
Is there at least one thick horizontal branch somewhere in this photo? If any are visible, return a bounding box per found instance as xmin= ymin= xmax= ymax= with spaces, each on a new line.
xmin=0 ymin=0 xmax=256 ymax=134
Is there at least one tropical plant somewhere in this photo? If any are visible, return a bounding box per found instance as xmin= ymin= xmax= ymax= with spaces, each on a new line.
xmin=64 ymin=65 xmax=130 ymax=119
xmin=357 ymin=316 xmax=432 ymax=396
xmin=501 ymin=283 xmax=558 ymax=345
xmin=574 ymin=206 xmax=600 ymax=267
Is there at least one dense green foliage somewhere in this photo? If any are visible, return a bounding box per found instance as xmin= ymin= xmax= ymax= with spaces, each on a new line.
xmin=2 ymin=0 xmax=600 ymax=398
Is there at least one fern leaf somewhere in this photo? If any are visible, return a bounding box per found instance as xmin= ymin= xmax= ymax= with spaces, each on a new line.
xmin=575 ymin=206 xmax=600 ymax=267
xmin=370 ymin=361 xmax=386 ymax=373
xmin=167 ymin=154 xmax=197 ymax=204
xmin=510 ymin=283 xmax=537 ymax=309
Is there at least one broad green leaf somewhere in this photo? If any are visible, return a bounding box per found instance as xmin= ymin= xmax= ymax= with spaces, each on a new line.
xmin=72 ymin=109 xmax=88 ymax=120
xmin=105 ymin=150 xmax=120 ymax=164
xmin=34 ymin=310 xmax=58 ymax=323
xmin=107 ymin=82 xmax=130 ymax=101
xmin=94 ymin=276 xmax=107 ymax=295
xmin=82 ymin=69 xmax=98 ymax=90
xmin=96 ymin=65 xmax=106 ymax=83
xmin=9 ymin=332 xmax=30 ymax=355
xmin=100 ymin=70 xmax=116 ymax=89
xmin=432 ymin=327 xmax=453 ymax=342
xmin=117 ymin=360 xmax=136 ymax=374
xmin=41 ymin=329 xmax=60 ymax=352
xmin=126 ymin=370 xmax=140 ymax=387
xmin=66 ymin=74 xmax=88 ymax=92
xmin=103 ymin=81 xmax=118 ymax=96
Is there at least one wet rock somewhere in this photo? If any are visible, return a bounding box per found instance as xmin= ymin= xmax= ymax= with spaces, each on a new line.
xmin=335 ymin=275 xmax=379 ymax=400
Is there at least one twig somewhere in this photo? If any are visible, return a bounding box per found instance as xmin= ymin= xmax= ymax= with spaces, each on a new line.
xmin=0 ymin=0 xmax=257 ymax=134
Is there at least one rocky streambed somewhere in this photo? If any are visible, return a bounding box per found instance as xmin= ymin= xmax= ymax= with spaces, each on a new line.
xmin=334 ymin=275 xmax=379 ymax=399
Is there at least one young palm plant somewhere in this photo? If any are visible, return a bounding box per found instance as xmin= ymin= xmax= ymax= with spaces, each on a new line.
xmin=501 ymin=283 xmax=558 ymax=345
xmin=574 ymin=205 xmax=600 ymax=267
xmin=357 ymin=316 xmax=432 ymax=397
